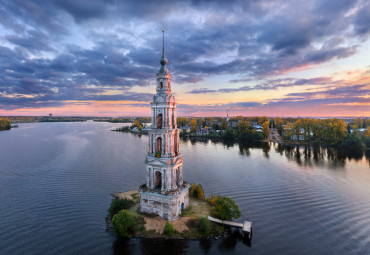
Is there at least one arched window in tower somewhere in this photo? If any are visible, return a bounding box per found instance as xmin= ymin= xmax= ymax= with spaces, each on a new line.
xmin=172 ymin=110 xmax=175 ymax=129
xmin=174 ymin=134 xmax=178 ymax=155
xmin=160 ymin=82 xmax=163 ymax=88
xmin=157 ymin=114 xmax=162 ymax=129
xmin=156 ymin=137 xmax=162 ymax=153
xmin=151 ymin=135 xmax=154 ymax=153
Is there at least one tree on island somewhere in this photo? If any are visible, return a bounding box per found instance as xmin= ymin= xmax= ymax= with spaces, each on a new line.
xmin=112 ymin=210 xmax=136 ymax=238
xmin=212 ymin=196 xmax=241 ymax=221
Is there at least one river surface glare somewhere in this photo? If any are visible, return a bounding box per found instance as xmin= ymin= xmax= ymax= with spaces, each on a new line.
xmin=0 ymin=121 xmax=370 ymax=255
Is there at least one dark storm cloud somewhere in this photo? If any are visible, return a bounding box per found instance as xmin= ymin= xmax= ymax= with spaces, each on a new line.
xmin=0 ymin=0 xmax=369 ymax=111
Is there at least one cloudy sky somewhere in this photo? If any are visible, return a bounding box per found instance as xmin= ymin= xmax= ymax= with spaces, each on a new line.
xmin=0 ymin=0 xmax=369 ymax=117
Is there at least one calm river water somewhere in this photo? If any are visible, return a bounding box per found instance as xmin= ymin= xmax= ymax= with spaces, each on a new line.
xmin=0 ymin=121 xmax=369 ymax=255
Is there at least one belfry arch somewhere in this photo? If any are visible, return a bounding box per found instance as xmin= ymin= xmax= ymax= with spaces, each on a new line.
xmin=157 ymin=113 xmax=163 ymax=129
xmin=174 ymin=134 xmax=178 ymax=155
xmin=156 ymin=137 xmax=162 ymax=153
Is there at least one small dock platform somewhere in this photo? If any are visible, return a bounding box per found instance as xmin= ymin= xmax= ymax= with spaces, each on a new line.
xmin=208 ymin=216 xmax=252 ymax=238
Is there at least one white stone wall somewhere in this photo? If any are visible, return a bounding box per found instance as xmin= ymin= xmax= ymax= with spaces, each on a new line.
xmin=140 ymin=187 xmax=189 ymax=221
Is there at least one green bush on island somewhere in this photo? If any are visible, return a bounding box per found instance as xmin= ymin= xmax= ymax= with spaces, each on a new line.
xmin=112 ymin=210 xmax=136 ymax=238
xmin=164 ymin=221 xmax=176 ymax=236
xmin=212 ymin=196 xmax=241 ymax=221
xmin=207 ymin=193 xmax=219 ymax=206
xmin=108 ymin=198 xmax=135 ymax=219
xmin=199 ymin=216 xmax=212 ymax=235
xmin=184 ymin=217 xmax=223 ymax=238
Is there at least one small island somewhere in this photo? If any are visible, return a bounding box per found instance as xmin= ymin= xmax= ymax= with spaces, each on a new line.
xmin=106 ymin=183 xmax=249 ymax=240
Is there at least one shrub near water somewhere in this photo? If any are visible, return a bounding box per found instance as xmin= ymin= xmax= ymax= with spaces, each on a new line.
xmin=112 ymin=210 xmax=136 ymax=238
xmin=164 ymin=221 xmax=176 ymax=236
xmin=199 ymin=217 xmax=212 ymax=235
xmin=108 ymin=198 xmax=134 ymax=219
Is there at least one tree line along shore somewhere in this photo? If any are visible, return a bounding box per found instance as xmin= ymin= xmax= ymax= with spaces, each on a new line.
xmin=114 ymin=116 xmax=370 ymax=149
xmin=2 ymin=115 xmax=369 ymax=148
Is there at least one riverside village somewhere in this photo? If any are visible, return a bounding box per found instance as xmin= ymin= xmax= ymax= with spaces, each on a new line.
xmin=107 ymin=30 xmax=252 ymax=240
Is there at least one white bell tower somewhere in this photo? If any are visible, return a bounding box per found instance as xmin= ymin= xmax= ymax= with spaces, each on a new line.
xmin=139 ymin=29 xmax=189 ymax=221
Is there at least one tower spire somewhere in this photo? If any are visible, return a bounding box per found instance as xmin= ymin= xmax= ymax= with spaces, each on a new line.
xmin=159 ymin=27 xmax=168 ymax=73
xmin=162 ymin=27 xmax=165 ymax=58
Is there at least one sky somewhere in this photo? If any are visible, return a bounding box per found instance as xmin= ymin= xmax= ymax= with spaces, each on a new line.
xmin=0 ymin=0 xmax=369 ymax=117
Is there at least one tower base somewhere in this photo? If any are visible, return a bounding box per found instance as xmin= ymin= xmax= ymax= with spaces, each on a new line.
xmin=139 ymin=186 xmax=189 ymax=221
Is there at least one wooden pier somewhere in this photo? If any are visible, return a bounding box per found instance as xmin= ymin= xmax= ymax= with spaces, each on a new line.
xmin=208 ymin=216 xmax=252 ymax=238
